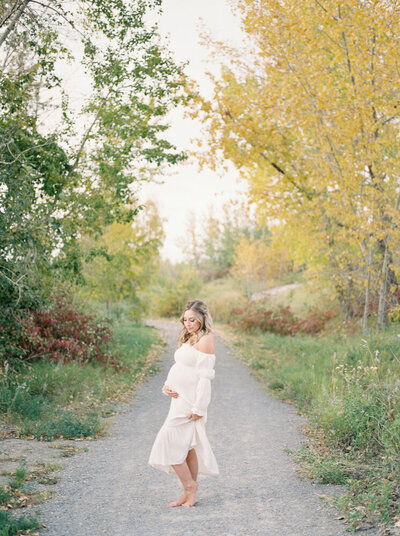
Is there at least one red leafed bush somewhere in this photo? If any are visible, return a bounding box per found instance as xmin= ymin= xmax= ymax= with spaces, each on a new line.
xmin=18 ymin=294 xmax=120 ymax=367
xmin=230 ymin=302 xmax=336 ymax=336
xmin=297 ymin=307 xmax=336 ymax=334
xmin=231 ymin=305 xmax=297 ymax=335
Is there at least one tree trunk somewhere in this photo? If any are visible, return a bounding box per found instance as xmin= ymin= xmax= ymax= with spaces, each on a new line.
xmin=245 ymin=274 xmax=251 ymax=299
xmin=377 ymin=240 xmax=389 ymax=331
xmin=0 ymin=0 xmax=30 ymax=49
xmin=377 ymin=188 xmax=400 ymax=330
xmin=362 ymin=246 xmax=372 ymax=336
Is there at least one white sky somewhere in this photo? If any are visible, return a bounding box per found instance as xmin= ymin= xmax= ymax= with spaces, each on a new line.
xmin=138 ymin=0 xmax=248 ymax=262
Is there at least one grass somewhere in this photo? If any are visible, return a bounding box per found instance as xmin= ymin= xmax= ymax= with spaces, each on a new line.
xmin=0 ymin=459 xmax=65 ymax=535
xmin=257 ymin=280 xmax=327 ymax=315
xmin=0 ymin=317 xmax=163 ymax=533
xmin=225 ymin=323 xmax=400 ymax=531
xmin=8 ymin=462 xmax=27 ymax=491
xmin=199 ymin=277 xmax=248 ymax=323
xmin=0 ymin=510 xmax=40 ymax=536
xmin=0 ymin=320 xmax=163 ymax=440
xmin=200 ymin=276 xmax=334 ymax=322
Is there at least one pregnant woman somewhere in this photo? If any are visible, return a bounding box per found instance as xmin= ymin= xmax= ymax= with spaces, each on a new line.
xmin=148 ymin=299 xmax=219 ymax=507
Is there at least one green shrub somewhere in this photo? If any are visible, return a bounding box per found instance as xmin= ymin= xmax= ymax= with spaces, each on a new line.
xmin=381 ymin=415 xmax=400 ymax=454
xmin=0 ymin=381 xmax=46 ymax=419
xmin=21 ymin=409 xmax=100 ymax=440
xmin=0 ymin=510 xmax=40 ymax=536
xmin=317 ymin=387 xmax=389 ymax=453
xmin=0 ymin=321 xmax=160 ymax=439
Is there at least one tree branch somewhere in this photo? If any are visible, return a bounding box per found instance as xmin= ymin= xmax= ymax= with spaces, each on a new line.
xmin=67 ymin=91 xmax=111 ymax=178
xmin=0 ymin=0 xmax=30 ymax=49
xmin=0 ymin=0 xmax=23 ymax=28
xmin=0 ymin=269 xmax=26 ymax=305
xmin=29 ymin=0 xmax=87 ymax=39
xmin=259 ymin=151 xmax=314 ymax=201
xmin=0 ymin=140 xmax=50 ymax=164
xmin=314 ymin=0 xmax=328 ymax=13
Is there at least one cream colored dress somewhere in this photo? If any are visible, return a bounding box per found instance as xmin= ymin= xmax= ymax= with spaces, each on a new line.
xmin=148 ymin=342 xmax=219 ymax=477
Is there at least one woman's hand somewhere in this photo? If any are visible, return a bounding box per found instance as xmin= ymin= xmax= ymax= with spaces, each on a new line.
xmin=163 ymin=385 xmax=179 ymax=398
xmin=188 ymin=412 xmax=202 ymax=421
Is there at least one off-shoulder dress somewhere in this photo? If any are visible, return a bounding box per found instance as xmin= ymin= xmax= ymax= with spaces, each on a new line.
xmin=148 ymin=342 xmax=219 ymax=477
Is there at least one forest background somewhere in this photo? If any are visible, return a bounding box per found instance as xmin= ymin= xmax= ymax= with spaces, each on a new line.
xmin=1 ymin=0 xmax=400 ymax=534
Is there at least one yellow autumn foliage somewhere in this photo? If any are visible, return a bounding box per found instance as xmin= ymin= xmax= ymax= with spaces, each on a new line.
xmin=190 ymin=0 xmax=400 ymax=327
xmin=80 ymin=201 xmax=164 ymax=316
xmin=231 ymin=232 xmax=293 ymax=296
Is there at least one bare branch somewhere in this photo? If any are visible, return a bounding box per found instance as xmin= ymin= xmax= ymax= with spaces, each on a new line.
xmin=0 ymin=0 xmax=30 ymax=49
xmin=67 ymin=91 xmax=112 ymax=177
xmin=29 ymin=0 xmax=86 ymax=39
xmin=0 ymin=139 xmax=50 ymax=164
xmin=314 ymin=0 xmax=328 ymax=13
xmin=0 ymin=0 xmax=22 ymax=28
xmin=0 ymin=269 xmax=26 ymax=305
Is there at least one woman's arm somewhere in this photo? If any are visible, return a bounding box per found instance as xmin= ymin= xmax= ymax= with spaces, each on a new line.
xmin=189 ymin=334 xmax=216 ymax=419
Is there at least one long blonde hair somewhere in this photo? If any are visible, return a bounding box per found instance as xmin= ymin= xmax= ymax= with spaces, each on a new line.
xmin=177 ymin=300 xmax=213 ymax=348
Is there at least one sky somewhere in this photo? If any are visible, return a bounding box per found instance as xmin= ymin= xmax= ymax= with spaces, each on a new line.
xmin=138 ymin=0 xmax=248 ymax=263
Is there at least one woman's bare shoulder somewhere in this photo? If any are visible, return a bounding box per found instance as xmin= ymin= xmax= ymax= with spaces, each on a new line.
xmin=196 ymin=332 xmax=215 ymax=354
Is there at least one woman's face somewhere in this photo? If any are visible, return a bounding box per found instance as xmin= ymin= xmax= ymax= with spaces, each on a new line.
xmin=183 ymin=309 xmax=201 ymax=334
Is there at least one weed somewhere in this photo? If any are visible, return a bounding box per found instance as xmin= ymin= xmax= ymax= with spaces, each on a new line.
xmin=30 ymin=462 xmax=61 ymax=485
xmin=0 ymin=487 xmax=12 ymax=505
xmin=39 ymin=462 xmax=61 ymax=473
xmin=37 ymin=475 xmax=59 ymax=485
xmin=0 ymin=510 xmax=40 ymax=536
xmin=8 ymin=462 xmax=27 ymax=490
xmin=230 ymin=325 xmax=400 ymax=530
xmin=29 ymin=489 xmax=52 ymax=504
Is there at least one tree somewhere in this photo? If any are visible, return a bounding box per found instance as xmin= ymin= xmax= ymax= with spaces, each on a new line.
xmin=0 ymin=0 xmax=187 ymax=312
xmin=81 ymin=201 xmax=164 ymax=317
xmin=191 ymin=0 xmax=400 ymax=328
xmin=180 ymin=201 xmax=266 ymax=280
xmin=149 ymin=262 xmax=204 ymax=317
xmin=231 ymin=227 xmax=293 ymax=296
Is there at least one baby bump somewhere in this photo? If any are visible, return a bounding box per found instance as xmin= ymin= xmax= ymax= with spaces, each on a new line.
xmin=165 ymin=364 xmax=197 ymax=396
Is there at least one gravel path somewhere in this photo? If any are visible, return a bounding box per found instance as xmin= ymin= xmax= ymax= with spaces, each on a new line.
xmin=38 ymin=320 xmax=374 ymax=536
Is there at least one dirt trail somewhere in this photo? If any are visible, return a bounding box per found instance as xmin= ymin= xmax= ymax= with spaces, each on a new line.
xmin=37 ymin=320 xmax=377 ymax=535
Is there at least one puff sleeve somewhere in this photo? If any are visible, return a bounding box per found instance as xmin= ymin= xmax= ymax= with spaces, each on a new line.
xmin=191 ymin=351 xmax=216 ymax=416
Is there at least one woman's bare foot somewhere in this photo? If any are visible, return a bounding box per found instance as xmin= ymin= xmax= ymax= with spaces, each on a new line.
xmin=182 ymin=481 xmax=198 ymax=507
xmin=168 ymin=492 xmax=187 ymax=507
